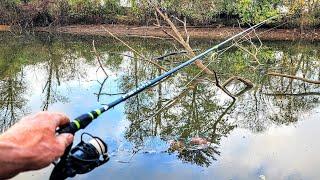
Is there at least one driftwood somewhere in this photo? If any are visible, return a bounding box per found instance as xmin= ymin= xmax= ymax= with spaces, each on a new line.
xmin=268 ymin=72 xmax=320 ymax=84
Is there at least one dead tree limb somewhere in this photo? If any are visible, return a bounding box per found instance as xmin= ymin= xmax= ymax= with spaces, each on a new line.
xmin=268 ymin=72 xmax=320 ymax=84
xmin=155 ymin=7 xmax=214 ymax=76
xmin=222 ymin=76 xmax=254 ymax=88
xmin=234 ymin=22 xmax=262 ymax=65
xmin=212 ymin=71 xmax=236 ymax=100
xmin=155 ymin=7 xmax=241 ymax=100
xmin=155 ymin=7 xmax=258 ymax=100
xmin=264 ymin=92 xmax=320 ymax=96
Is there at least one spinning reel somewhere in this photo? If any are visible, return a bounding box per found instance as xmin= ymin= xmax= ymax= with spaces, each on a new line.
xmin=50 ymin=133 xmax=109 ymax=180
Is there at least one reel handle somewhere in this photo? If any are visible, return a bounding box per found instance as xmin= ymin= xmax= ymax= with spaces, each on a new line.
xmin=54 ymin=108 xmax=106 ymax=177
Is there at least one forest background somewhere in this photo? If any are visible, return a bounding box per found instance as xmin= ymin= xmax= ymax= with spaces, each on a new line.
xmin=0 ymin=0 xmax=319 ymax=30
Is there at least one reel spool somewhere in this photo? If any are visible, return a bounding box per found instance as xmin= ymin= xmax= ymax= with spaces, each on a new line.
xmin=50 ymin=133 xmax=109 ymax=180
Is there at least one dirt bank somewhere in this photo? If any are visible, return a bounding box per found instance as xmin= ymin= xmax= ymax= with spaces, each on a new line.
xmin=35 ymin=24 xmax=320 ymax=41
xmin=0 ymin=25 xmax=10 ymax=31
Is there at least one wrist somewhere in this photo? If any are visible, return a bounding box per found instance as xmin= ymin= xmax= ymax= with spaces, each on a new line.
xmin=0 ymin=135 xmax=29 ymax=178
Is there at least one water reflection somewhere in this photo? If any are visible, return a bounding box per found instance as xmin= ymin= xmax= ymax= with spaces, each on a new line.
xmin=0 ymin=35 xmax=29 ymax=132
xmin=0 ymin=72 xmax=27 ymax=132
xmin=0 ymin=32 xmax=319 ymax=179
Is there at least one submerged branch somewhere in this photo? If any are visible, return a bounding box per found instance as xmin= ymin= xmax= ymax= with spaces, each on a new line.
xmin=212 ymin=71 xmax=235 ymax=100
xmin=264 ymin=92 xmax=320 ymax=97
xmin=268 ymin=72 xmax=320 ymax=84
xmin=222 ymin=76 xmax=254 ymax=88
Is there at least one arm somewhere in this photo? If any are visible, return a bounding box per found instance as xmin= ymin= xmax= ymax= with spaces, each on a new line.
xmin=0 ymin=112 xmax=74 ymax=179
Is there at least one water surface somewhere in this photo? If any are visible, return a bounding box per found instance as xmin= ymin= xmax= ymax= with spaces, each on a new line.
xmin=0 ymin=32 xmax=319 ymax=180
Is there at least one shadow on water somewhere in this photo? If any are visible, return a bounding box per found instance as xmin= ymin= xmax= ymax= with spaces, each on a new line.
xmin=0 ymin=32 xmax=319 ymax=179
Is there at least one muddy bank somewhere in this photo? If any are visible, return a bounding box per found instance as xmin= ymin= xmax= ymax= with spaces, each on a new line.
xmin=0 ymin=25 xmax=10 ymax=31
xmin=35 ymin=24 xmax=320 ymax=41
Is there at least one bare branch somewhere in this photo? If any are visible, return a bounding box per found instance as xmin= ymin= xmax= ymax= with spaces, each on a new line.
xmin=156 ymin=8 xmax=186 ymax=45
xmin=162 ymin=28 xmax=182 ymax=43
xmin=184 ymin=17 xmax=190 ymax=44
xmin=155 ymin=7 xmax=215 ymax=76
xmin=205 ymin=72 xmax=235 ymax=100
xmin=95 ymin=76 xmax=108 ymax=102
xmin=154 ymin=10 xmax=161 ymax=27
xmin=222 ymin=76 xmax=254 ymax=88
xmin=264 ymin=92 xmax=320 ymax=97
xmin=234 ymin=42 xmax=262 ymax=65
xmin=92 ymin=40 xmax=108 ymax=77
xmin=268 ymin=72 xmax=320 ymax=84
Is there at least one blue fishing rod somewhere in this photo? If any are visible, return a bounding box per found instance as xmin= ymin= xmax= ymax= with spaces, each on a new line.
xmin=57 ymin=16 xmax=276 ymax=135
xmin=50 ymin=16 xmax=278 ymax=180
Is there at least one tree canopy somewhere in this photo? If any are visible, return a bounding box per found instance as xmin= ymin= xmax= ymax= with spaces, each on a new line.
xmin=0 ymin=0 xmax=319 ymax=28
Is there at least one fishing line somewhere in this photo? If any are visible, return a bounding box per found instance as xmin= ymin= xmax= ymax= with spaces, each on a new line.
xmin=76 ymin=16 xmax=273 ymax=132
xmin=147 ymin=13 xmax=290 ymax=122
xmin=148 ymin=23 xmax=269 ymax=119
xmin=147 ymin=45 xmax=238 ymax=119
xmin=49 ymin=12 xmax=293 ymax=180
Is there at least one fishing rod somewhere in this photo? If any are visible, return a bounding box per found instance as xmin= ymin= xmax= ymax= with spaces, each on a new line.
xmin=57 ymin=16 xmax=277 ymax=135
xmin=50 ymin=16 xmax=278 ymax=180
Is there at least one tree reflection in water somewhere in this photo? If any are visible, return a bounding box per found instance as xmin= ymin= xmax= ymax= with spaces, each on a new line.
xmin=0 ymin=73 xmax=27 ymax=132
xmin=0 ymin=35 xmax=29 ymax=132
xmin=0 ymin=33 xmax=319 ymax=167
xmin=119 ymin=41 xmax=320 ymax=167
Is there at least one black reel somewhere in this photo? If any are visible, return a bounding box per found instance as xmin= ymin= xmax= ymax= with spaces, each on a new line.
xmin=50 ymin=133 xmax=109 ymax=180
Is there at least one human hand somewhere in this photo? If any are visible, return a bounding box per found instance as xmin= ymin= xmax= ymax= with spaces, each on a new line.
xmin=0 ymin=112 xmax=74 ymax=178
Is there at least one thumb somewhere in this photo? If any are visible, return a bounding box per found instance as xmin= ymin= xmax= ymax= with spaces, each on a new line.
xmin=56 ymin=133 xmax=74 ymax=149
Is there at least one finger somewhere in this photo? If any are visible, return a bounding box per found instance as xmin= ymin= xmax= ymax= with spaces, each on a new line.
xmin=56 ymin=133 xmax=74 ymax=152
xmin=52 ymin=112 xmax=70 ymax=127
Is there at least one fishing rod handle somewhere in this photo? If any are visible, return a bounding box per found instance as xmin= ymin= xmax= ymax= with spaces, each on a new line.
xmin=57 ymin=108 xmax=105 ymax=134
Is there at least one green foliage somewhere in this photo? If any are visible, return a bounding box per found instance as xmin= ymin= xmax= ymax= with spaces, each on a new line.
xmin=156 ymin=0 xmax=230 ymax=24
xmin=235 ymin=0 xmax=281 ymax=24
xmin=0 ymin=0 xmax=319 ymax=27
xmin=63 ymin=0 xmax=126 ymax=23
